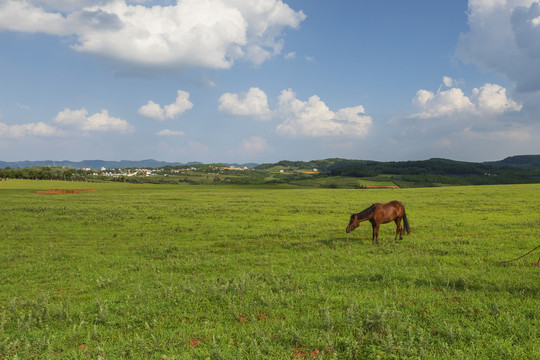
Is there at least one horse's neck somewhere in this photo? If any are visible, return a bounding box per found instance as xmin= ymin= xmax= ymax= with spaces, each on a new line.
xmin=357 ymin=207 xmax=375 ymax=219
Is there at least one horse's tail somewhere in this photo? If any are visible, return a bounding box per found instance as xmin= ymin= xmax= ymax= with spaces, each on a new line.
xmin=403 ymin=212 xmax=411 ymax=234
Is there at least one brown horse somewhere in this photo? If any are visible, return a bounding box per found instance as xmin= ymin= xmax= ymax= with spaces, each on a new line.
xmin=346 ymin=200 xmax=410 ymax=243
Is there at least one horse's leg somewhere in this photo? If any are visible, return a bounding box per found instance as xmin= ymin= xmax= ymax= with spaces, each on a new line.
xmin=369 ymin=219 xmax=376 ymax=243
xmin=372 ymin=223 xmax=380 ymax=244
xmin=394 ymin=218 xmax=402 ymax=240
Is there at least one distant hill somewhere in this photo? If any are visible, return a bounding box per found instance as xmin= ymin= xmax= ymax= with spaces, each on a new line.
xmin=255 ymin=158 xmax=353 ymax=172
xmin=484 ymin=155 xmax=540 ymax=168
xmin=0 ymin=159 xmax=259 ymax=169
xmin=255 ymin=155 xmax=540 ymax=172
xmin=254 ymin=156 xmax=540 ymax=186
xmin=0 ymin=159 xmax=184 ymax=169
xmin=3 ymin=155 xmax=539 ymax=171
xmin=327 ymin=158 xmax=497 ymax=176
xmin=2 ymin=155 xmax=540 ymax=187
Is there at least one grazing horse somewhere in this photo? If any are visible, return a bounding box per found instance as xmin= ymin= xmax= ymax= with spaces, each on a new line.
xmin=346 ymin=200 xmax=410 ymax=243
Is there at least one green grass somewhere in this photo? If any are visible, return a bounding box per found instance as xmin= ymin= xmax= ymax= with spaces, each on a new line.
xmin=1 ymin=180 xmax=539 ymax=359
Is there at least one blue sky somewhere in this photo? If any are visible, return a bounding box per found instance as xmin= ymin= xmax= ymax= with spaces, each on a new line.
xmin=1 ymin=0 xmax=539 ymax=163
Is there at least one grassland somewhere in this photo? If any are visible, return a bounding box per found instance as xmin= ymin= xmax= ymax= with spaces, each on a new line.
xmin=0 ymin=180 xmax=539 ymax=359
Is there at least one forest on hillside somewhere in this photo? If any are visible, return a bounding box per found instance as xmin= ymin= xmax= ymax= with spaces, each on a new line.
xmin=1 ymin=156 xmax=540 ymax=188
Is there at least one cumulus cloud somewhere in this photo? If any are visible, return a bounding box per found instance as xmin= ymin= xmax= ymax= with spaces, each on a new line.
xmin=276 ymin=89 xmax=372 ymax=137
xmin=0 ymin=1 xmax=71 ymax=35
xmin=53 ymin=108 xmax=134 ymax=133
xmin=0 ymin=105 xmax=133 ymax=138
xmin=0 ymin=122 xmax=64 ymax=137
xmin=156 ymin=129 xmax=185 ymax=136
xmin=410 ymin=77 xmax=522 ymax=119
xmin=219 ymin=87 xmax=373 ymax=137
xmin=471 ymin=83 xmax=523 ymax=114
xmin=218 ymin=87 xmax=271 ymax=120
xmin=411 ymin=88 xmax=475 ymax=119
xmin=457 ymin=0 xmax=540 ymax=92
xmin=398 ymin=76 xmax=526 ymax=153
xmin=0 ymin=0 xmax=306 ymax=70
xmin=139 ymin=90 xmax=193 ymax=121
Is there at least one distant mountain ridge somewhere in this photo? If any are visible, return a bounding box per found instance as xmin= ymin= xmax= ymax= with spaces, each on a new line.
xmin=0 ymin=155 xmax=539 ymax=170
xmin=0 ymin=159 xmax=259 ymax=169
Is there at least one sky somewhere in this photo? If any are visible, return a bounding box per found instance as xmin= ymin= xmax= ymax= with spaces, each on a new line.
xmin=0 ymin=0 xmax=539 ymax=164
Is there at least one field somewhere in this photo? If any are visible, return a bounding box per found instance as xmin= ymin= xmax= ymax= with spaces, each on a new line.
xmin=1 ymin=180 xmax=539 ymax=359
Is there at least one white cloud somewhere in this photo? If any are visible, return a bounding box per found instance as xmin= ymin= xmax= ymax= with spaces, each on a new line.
xmin=54 ymin=108 xmax=134 ymax=133
xmin=397 ymin=77 xmax=526 ymax=156
xmin=0 ymin=0 xmax=306 ymax=70
xmin=284 ymin=51 xmax=296 ymax=59
xmin=276 ymin=89 xmax=372 ymax=137
xmin=218 ymin=87 xmax=271 ymax=120
xmin=219 ymin=87 xmax=373 ymax=138
xmin=53 ymin=108 xmax=88 ymax=126
xmin=0 ymin=121 xmax=64 ymax=137
xmin=410 ymin=78 xmax=521 ymax=119
xmin=442 ymin=76 xmax=454 ymax=87
xmin=0 ymin=105 xmax=133 ymax=138
xmin=139 ymin=90 xmax=193 ymax=121
xmin=156 ymin=129 xmax=185 ymax=136
xmin=458 ymin=0 xmax=540 ymax=92
xmin=411 ymin=88 xmax=475 ymax=119
xmin=0 ymin=1 xmax=71 ymax=35
xmin=471 ymin=83 xmax=523 ymax=114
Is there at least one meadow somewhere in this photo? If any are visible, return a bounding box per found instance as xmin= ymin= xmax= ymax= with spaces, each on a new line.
xmin=0 ymin=180 xmax=538 ymax=359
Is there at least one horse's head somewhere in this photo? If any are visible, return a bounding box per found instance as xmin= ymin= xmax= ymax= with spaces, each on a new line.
xmin=346 ymin=213 xmax=361 ymax=233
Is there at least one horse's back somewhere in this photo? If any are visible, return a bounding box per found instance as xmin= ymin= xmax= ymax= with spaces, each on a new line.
xmin=385 ymin=200 xmax=405 ymax=212
xmin=375 ymin=201 xmax=405 ymax=222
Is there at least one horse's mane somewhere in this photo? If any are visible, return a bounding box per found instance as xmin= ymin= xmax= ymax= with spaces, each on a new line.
xmin=356 ymin=204 xmax=376 ymax=218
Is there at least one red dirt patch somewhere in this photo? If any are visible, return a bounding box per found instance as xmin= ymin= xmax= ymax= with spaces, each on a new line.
xmin=293 ymin=346 xmax=330 ymax=358
xmin=189 ymin=339 xmax=202 ymax=348
xmin=293 ymin=347 xmax=307 ymax=358
xmin=237 ymin=315 xmax=250 ymax=323
xmin=35 ymin=189 xmax=96 ymax=195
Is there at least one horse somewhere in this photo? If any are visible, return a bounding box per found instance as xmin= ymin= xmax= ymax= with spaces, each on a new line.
xmin=346 ymin=200 xmax=410 ymax=243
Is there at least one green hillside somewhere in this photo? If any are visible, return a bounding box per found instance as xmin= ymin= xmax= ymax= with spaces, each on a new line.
xmin=2 ymin=156 xmax=540 ymax=188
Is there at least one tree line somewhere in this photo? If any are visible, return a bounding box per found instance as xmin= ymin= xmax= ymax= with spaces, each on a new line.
xmin=3 ymin=157 xmax=540 ymax=187
xmin=0 ymin=167 xmax=85 ymax=181
xmin=327 ymin=158 xmax=540 ymax=186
